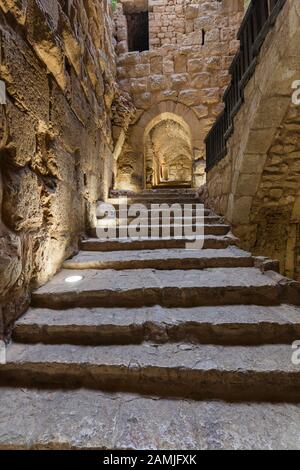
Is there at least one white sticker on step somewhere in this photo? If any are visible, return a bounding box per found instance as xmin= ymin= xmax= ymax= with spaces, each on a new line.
xmin=0 ymin=81 xmax=6 ymax=105
xmin=0 ymin=341 xmax=6 ymax=365
xmin=292 ymin=340 xmax=300 ymax=365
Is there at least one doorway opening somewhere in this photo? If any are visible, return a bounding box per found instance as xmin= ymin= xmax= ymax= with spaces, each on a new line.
xmin=126 ymin=11 xmax=149 ymax=52
xmin=144 ymin=114 xmax=193 ymax=189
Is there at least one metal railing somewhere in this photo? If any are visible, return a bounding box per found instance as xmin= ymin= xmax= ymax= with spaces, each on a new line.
xmin=205 ymin=0 xmax=287 ymax=172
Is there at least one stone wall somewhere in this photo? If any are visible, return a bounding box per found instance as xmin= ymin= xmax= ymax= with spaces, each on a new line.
xmin=115 ymin=0 xmax=244 ymax=51
xmin=205 ymin=0 xmax=300 ymax=279
xmin=113 ymin=0 xmax=244 ymax=190
xmin=148 ymin=0 xmax=186 ymax=49
xmin=0 ymin=0 xmax=118 ymax=335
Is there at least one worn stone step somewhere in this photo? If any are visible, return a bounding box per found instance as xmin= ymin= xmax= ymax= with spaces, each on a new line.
xmin=92 ymin=224 xmax=230 ymax=238
xmin=110 ymin=194 xmax=199 ymax=198
xmin=152 ymin=182 xmax=192 ymax=189
xmin=109 ymin=199 xmax=203 ymax=207
xmin=1 ymin=342 xmax=300 ymax=401
xmin=13 ymin=304 xmax=300 ymax=346
xmin=81 ymin=235 xmax=236 ymax=251
xmin=111 ymin=207 xmax=210 ymax=215
xmin=31 ymin=267 xmax=281 ymax=309
xmin=97 ymin=215 xmax=221 ymax=225
xmin=63 ymin=247 xmax=253 ymax=271
xmin=110 ymin=189 xmax=199 ymax=198
xmin=1 ymin=388 xmax=300 ymax=449
xmin=108 ymin=193 xmax=201 ymax=199
xmin=141 ymin=190 xmax=198 ymax=195
xmin=141 ymin=188 xmax=197 ymax=193
xmin=108 ymin=197 xmax=203 ymax=204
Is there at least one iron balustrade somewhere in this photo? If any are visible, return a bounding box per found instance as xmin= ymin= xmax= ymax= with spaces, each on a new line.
xmin=205 ymin=0 xmax=287 ymax=172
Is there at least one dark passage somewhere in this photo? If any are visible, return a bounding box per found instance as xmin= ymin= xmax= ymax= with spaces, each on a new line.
xmin=127 ymin=12 xmax=149 ymax=52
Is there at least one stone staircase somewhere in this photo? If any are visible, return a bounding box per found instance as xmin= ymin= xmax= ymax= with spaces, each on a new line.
xmin=1 ymin=189 xmax=300 ymax=449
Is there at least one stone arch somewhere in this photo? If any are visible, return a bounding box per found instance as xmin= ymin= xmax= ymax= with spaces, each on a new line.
xmin=129 ymin=101 xmax=203 ymax=188
xmin=245 ymin=103 xmax=300 ymax=280
xmin=143 ymin=112 xmax=193 ymax=188
xmin=115 ymin=101 xmax=206 ymax=191
xmin=131 ymin=101 xmax=203 ymax=154
xmin=205 ymin=0 xmax=300 ymax=279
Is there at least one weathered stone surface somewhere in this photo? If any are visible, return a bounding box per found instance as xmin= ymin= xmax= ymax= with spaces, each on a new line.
xmin=2 ymin=0 xmax=300 ymax=452
xmin=2 ymin=341 xmax=300 ymax=401
xmin=0 ymin=226 xmax=22 ymax=303
xmin=13 ymin=303 xmax=300 ymax=346
xmin=81 ymin=235 xmax=236 ymax=252
xmin=0 ymin=0 xmax=28 ymax=25
xmin=31 ymin=266 xmax=282 ymax=309
xmin=114 ymin=0 xmax=244 ymax=190
xmin=185 ymin=4 xmax=199 ymax=20
xmin=205 ymin=0 xmax=300 ymax=282
xmin=1 ymin=388 xmax=300 ymax=449
xmin=0 ymin=0 xmax=119 ymax=331
xmin=63 ymin=246 xmax=252 ymax=270
xmin=3 ymin=188 xmax=300 ymax=448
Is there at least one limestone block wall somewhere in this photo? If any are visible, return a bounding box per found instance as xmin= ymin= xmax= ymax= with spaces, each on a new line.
xmin=148 ymin=0 xmax=185 ymax=49
xmin=114 ymin=2 xmax=129 ymax=55
xmin=205 ymin=0 xmax=300 ymax=279
xmin=148 ymin=0 xmax=244 ymax=49
xmin=115 ymin=0 xmax=244 ymax=51
xmin=114 ymin=0 xmax=244 ymax=190
xmin=0 ymin=0 xmax=117 ymax=335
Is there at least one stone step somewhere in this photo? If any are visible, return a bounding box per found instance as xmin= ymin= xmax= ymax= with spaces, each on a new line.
xmin=109 ymin=192 xmax=200 ymax=198
xmin=111 ymin=206 xmax=210 ymax=214
xmin=81 ymin=235 xmax=236 ymax=251
xmin=141 ymin=188 xmax=197 ymax=192
xmin=152 ymin=182 xmax=192 ymax=189
xmin=142 ymin=189 xmax=198 ymax=195
xmin=63 ymin=247 xmax=253 ymax=271
xmin=1 ymin=342 xmax=300 ymax=401
xmin=129 ymin=196 xmax=201 ymax=202
xmin=13 ymin=304 xmax=300 ymax=346
xmin=0 ymin=387 xmax=299 ymax=449
xmin=92 ymin=224 xmax=231 ymax=238
xmin=97 ymin=215 xmax=221 ymax=224
xmin=108 ymin=198 xmax=203 ymax=206
xmin=110 ymin=189 xmax=199 ymax=198
xmin=31 ymin=267 xmax=281 ymax=309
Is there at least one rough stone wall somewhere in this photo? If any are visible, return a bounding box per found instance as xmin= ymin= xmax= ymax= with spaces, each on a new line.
xmin=113 ymin=0 xmax=244 ymax=190
xmin=205 ymin=0 xmax=300 ymax=279
xmin=149 ymin=0 xmax=244 ymax=50
xmin=115 ymin=0 xmax=244 ymax=50
xmin=250 ymin=106 xmax=300 ymax=279
xmin=148 ymin=0 xmax=186 ymax=49
xmin=114 ymin=2 xmax=129 ymax=55
xmin=0 ymin=0 xmax=118 ymax=335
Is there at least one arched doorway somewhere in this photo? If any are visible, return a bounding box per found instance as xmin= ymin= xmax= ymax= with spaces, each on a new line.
xmin=115 ymin=101 xmax=205 ymax=192
xmin=143 ymin=113 xmax=193 ymax=188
